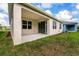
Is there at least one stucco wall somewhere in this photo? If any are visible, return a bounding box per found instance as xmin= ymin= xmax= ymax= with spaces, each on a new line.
xmin=52 ymin=21 xmax=63 ymax=35
xmin=13 ymin=4 xmax=22 ymax=45
xmin=47 ymin=19 xmax=63 ymax=35
xmin=22 ymin=19 xmax=38 ymax=35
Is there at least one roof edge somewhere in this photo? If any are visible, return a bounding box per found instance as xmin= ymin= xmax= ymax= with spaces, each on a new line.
xmin=18 ymin=3 xmax=62 ymax=23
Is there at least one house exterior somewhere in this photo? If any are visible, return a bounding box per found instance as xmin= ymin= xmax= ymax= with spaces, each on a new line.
xmin=63 ymin=23 xmax=77 ymax=32
xmin=8 ymin=3 xmax=77 ymax=45
xmin=61 ymin=20 xmax=78 ymax=32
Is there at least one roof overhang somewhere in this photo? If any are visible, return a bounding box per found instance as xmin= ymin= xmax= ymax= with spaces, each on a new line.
xmin=22 ymin=8 xmax=49 ymax=21
xmin=18 ymin=3 xmax=62 ymax=23
xmin=60 ymin=20 xmax=78 ymax=24
xmin=8 ymin=3 xmax=78 ymax=25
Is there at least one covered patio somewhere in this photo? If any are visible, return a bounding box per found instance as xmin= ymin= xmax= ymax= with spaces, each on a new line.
xmin=21 ymin=8 xmax=48 ymax=35
xmin=21 ymin=7 xmax=49 ymax=43
xmin=63 ymin=22 xmax=77 ymax=32
xmin=66 ymin=25 xmax=75 ymax=32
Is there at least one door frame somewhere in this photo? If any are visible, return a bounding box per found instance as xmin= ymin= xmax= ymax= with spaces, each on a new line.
xmin=38 ymin=21 xmax=47 ymax=34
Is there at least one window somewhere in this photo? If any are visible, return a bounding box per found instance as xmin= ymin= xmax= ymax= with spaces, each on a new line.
xmin=60 ymin=23 xmax=62 ymax=29
xmin=22 ymin=20 xmax=32 ymax=29
xmin=53 ymin=21 xmax=56 ymax=29
xmin=28 ymin=21 xmax=32 ymax=29
xmin=22 ymin=20 xmax=27 ymax=29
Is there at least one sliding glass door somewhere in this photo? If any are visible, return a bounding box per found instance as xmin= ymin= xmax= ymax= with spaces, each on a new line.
xmin=38 ymin=21 xmax=47 ymax=34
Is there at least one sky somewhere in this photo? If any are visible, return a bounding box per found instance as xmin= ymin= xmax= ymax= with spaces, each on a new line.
xmin=0 ymin=3 xmax=9 ymax=26
xmin=0 ymin=3 xmax=79 ymax=26
xmin=32 ymin=3 xmax=79 ymax=22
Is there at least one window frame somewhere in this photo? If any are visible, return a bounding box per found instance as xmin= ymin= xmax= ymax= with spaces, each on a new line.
xmin=59 ymin=23 xmax=62 ymax=29
xmin=22 ymin=20 xmax=27 ymax=29
xmin=22 ymin=20 xmax=32 ymax=29
xmin=53 ymin=20 xmax=57 ymax=29
xmin=28 ymin=21 xmax=32 ymax=29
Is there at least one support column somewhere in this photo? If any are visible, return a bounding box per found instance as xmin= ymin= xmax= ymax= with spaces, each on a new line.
xmin=75 ymin=24 xmax=77 ymax=32
xmin=63 ymin=24 xmax=66 ymax=32
xmin=13 ymin=4 xmax=22 ymax=45
xmin=47 ymin=19 xmax=53 ymax=35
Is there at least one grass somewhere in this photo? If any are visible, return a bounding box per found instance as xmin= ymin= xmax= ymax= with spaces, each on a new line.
xmin=0 ymin=31 xmax=79 ymax=55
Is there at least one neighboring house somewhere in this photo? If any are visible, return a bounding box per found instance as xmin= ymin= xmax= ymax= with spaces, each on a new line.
xmin=77 ymin=22 xmax=79 ymax=31
xmin=61 ymin=20 xmax=78 ymax=32
xmin=8 ymin=3 xmax=77 ymax=45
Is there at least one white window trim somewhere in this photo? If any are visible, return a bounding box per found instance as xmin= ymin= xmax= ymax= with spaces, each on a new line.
xmin=53 ymin=20 xmax=57 ymax=29
xmin=59 ymin=23 xmax=62 ymax=29
xmin=22 ymin=20 xmax=32 ymax=29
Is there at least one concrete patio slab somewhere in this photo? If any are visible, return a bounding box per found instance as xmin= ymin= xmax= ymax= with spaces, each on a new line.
xmin=22 ymin=33 xmax=48 ymax=43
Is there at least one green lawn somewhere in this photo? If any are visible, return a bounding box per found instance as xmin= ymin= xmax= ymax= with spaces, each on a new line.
xmin=0 ymin=31 xmax=79 ymax=56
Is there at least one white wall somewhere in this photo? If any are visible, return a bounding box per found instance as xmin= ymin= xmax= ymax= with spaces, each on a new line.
xmin=47 ymin=19 xmax=63 ymax=35
xmin=52 ymin=21 xmax=63 ymax=35
xmin=13 ymin=4 xmax=22 ymax=45
xmin=47 ymin=19 xmax=53 ymax=35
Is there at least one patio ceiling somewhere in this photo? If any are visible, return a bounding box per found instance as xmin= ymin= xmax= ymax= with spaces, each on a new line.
xmin=22 ymin=8 xmax=48 ymax=21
